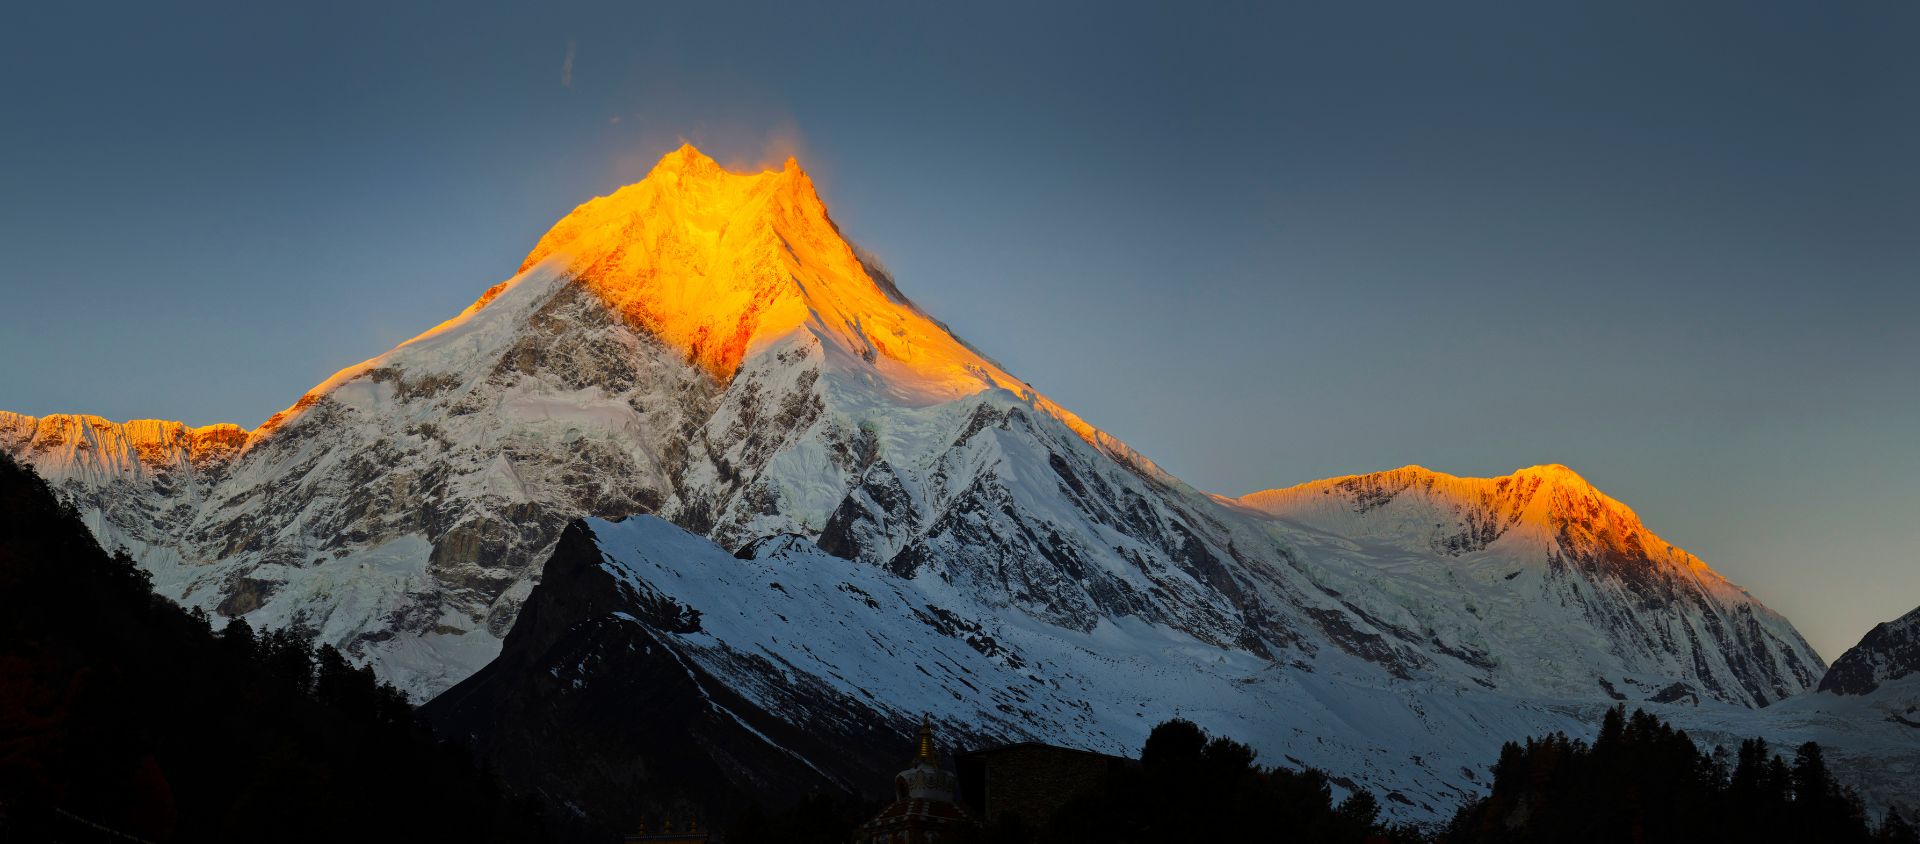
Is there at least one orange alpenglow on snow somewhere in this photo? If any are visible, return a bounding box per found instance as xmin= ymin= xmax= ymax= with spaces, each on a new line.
xmin=0 ymin=411 xmax=248 ymax=470
xmin=511 ymin=143 xmax=1146 ymax=463
xmin=1235 ymin=463 xmax=1731 ymax=584
xmin=519 ymin=145 xmax=838 ymax=381
xmin=202 ymin=144 xmax=1149 ymax=468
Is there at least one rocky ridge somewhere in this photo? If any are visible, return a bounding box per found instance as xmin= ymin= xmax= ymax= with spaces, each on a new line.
xmin=1820 ymin=605 xmax=1920 ymax=696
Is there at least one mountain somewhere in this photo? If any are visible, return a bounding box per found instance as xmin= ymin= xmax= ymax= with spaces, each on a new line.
xmin=1820 ymin=605 xmax=1920 ymax=697
xmin=1235 ymin=466 xmax=1920 ymax=816
xmin=425 ymin=513 xmax=1587 ymax=824
xmin=422 ymin=518 xmax=917 ymax=835
xmin=0 ymin=146 xmax=1180 ymax=697
xmin=1658 ymin=604 xmax=1920 ymax=820
xmin=1234 ymin=464 xmax=1823 ymax=707
xmin=0 ymin=145 xmax=1846 ymax=819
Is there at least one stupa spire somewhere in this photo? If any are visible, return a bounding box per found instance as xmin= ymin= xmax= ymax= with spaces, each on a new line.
xmin=916 ymin=714 xmax=937 ymax=764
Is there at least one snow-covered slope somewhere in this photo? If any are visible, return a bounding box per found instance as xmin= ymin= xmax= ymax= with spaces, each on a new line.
xmin=0 ymin=145 xmax=1836 ymax=794
xmin=429 ymin=515 xmax=1608 ymax=821
xmin=430 ymin=515 xmax=1915 ymax=825
xmin=1233 ymin=465 xmax=1823 ymax=707
xmin=0 ymin=412 xmax=246 ymax=571
xmin=1664 ymin=677 xmax=1920 ymax=819
xmin=1716 ymin=604 xmax=1920 ymax=815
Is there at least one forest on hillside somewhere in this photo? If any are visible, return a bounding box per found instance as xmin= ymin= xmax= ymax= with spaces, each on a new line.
xmin=0 ymin=453 xmax=549 ymax=842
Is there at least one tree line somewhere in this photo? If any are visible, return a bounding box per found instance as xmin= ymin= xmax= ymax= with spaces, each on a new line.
xmin=1443 ymin=704 xmax=1917 ymax=843
xmin=0 ymin=452 xmax=548 ymax=842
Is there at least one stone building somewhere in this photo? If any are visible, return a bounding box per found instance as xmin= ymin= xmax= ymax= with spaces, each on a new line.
xmin=954 ymin=742 xmax=1137 ymax=827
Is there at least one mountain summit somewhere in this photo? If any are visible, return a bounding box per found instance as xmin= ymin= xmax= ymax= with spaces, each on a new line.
xmin=262 ymin=145 xmax=1128 ymax=458
xmin=1239 ymin=463 xmax=1728 ymax=582
xmin=520 ymin=144 xmax=871 ymax=382
xmin=521 ymin=144 xmax=1124 ymax=450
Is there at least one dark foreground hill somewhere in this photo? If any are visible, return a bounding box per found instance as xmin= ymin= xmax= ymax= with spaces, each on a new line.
xmin=0 ymin=452 xmax=546 ymax=843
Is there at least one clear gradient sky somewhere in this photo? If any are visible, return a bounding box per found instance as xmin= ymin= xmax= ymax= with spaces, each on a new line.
xmin=2 ymin=1 xmax=1914 ymax=661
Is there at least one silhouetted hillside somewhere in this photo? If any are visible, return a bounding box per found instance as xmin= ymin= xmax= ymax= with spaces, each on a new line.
xmin=0 ymin=452 xmax=547 ymax=842
xmin=993 ymin=719 xmax=1418 ymax=844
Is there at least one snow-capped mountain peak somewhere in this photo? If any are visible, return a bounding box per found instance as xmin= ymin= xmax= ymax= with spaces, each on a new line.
xmin=515 ymin=143 xmax=832 ymax=381
xmin=504 ymin=145 xmax=1132 ymax=459
xmin=1239 ymin=463 xmax=1711 ymax=576
xmin=2 ymin=147 xmax=1819 ymax=719
xmin=1232 ymin=463 xmax=1820 ymax=706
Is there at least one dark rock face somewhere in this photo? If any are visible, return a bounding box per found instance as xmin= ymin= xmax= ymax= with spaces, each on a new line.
xmin=1819 ymin=605 xmax=1920 ymax=696
xmin=421 ymin=521 xmax=912 ymax=833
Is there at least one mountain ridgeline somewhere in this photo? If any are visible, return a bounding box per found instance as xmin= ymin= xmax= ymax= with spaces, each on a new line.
xmin=0 ymin=145 xmax=1873 ymax=823
xmin=1820 ymin=606 xmax=1920 ymax=697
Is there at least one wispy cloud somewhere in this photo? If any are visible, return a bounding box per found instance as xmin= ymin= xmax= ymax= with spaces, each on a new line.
xmin=561 ymin=40 xmax=575 ymax=88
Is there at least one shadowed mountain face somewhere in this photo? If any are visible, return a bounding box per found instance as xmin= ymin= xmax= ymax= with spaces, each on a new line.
xmin=422 ymin=520 xmax=911 ymax=837
xmin=0 ymin=146 xmax=1846 ymax=820
xmin=1820 ymin=605 xmax=1920 ymax=696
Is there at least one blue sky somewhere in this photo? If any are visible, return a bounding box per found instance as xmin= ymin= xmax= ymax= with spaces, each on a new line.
xmin=1 ymin=1 xmax=1914 ymax=659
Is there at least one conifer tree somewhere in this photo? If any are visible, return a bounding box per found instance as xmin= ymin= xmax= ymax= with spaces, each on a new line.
xmin=1880 ymin=808 xmax=1920 ymax=844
